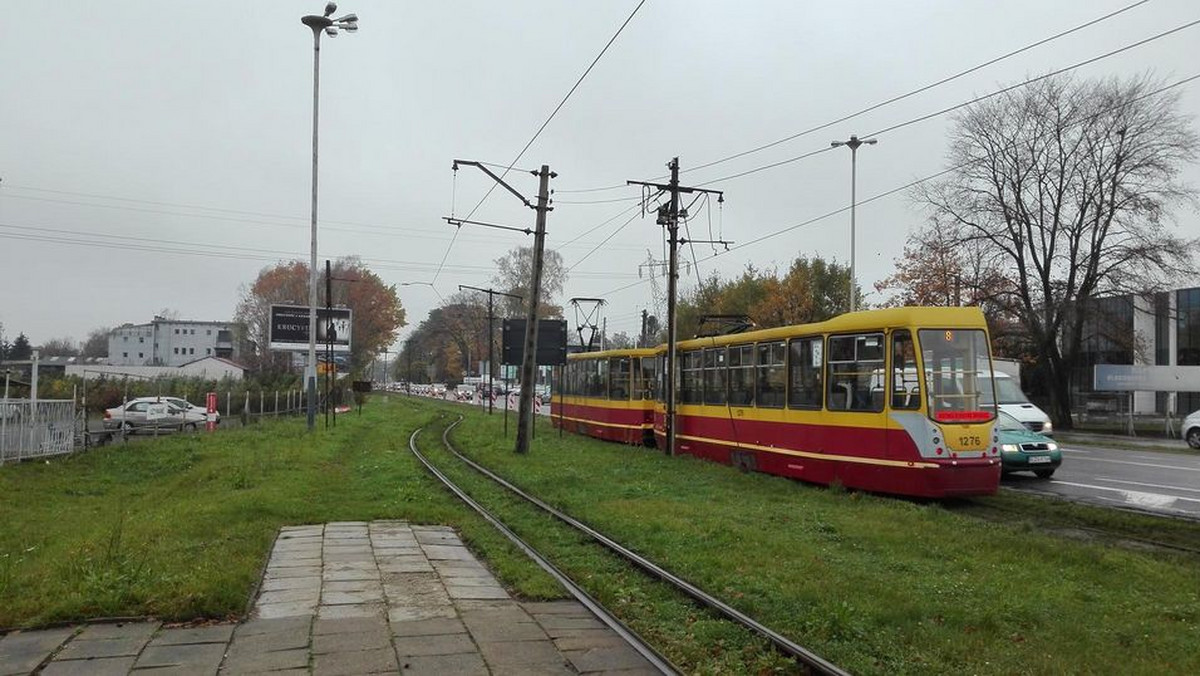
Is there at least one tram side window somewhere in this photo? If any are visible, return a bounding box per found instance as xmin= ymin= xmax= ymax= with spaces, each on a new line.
xmin=610 ymin=357 xmax=631 ymax=400
xmin=640 ymin=357 xmax=658 ymax=400
xmin=788 ymin=337 xmax=823 ymax=409
xmin=891 ymin=330 xmax=921 ymax=410
xmin=703 ymin=347 xmax=728 ymax=405
xmin=680 ymin=351 xmax=703 ymax=404
xmin=585 ymin=359 xmax=608 ymax=398
xmin=756 ymin=341 xmax=786 ymax=408
xmin=728 ymin=345 xmax=755 ymax=406
xmin=826 ymin=333 xmax=885 ymax=412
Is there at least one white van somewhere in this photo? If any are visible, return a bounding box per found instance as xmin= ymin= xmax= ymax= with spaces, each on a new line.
xmin=980 ymin=372 xmax=1053 ymax=436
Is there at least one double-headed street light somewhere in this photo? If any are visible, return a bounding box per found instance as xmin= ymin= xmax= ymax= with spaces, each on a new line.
xmin=830 ymin=135 xmax=876 ymax=314
xmin=301 ymin=3 xmax=358 ymax=432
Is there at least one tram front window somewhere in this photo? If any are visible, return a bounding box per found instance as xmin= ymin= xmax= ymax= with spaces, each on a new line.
xmin=918 ymin=329 xmax=995 ymax=422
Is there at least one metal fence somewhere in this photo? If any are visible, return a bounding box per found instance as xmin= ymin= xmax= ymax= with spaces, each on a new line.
xmin=0 ymin=399 xmax=77 ymax=464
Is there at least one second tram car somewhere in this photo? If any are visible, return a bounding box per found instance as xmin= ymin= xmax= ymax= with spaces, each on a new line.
xmin=553 ymin=307 xmax=1001 ymax=498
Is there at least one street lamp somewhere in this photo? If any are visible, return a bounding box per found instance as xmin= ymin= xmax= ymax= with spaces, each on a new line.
xmin=830 ymin=134 xmax=876 ymax=314
xmin=301 ymin=2 xmax=358 ymax=432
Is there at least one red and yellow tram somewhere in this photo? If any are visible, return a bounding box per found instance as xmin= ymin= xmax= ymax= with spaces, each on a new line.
xmin=553 ymin=347 xmax=659 ymax=445
xmin=553 ymin=307 xmax=1001 ymax=498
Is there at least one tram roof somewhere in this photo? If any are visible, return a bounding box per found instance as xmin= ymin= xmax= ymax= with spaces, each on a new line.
xmin=566 ymin=306 xmax=988 ymax=360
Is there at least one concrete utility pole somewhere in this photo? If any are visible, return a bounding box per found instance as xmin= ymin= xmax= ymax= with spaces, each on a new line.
xmin=459 ymin=285 xmax=523 ymax=415
xmin=447 ymin=160 xmax=555 ymax=454
xmin=628 ymin=158 xmax=725 ymax=456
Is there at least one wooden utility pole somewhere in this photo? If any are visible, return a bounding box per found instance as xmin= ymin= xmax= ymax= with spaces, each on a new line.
xmin=628 ymin=158 xmax=725 ymax=456
xmin=447 ymin=159 xmax=554 ymax=453
xmin=515 ymin=165 xmax=553 ymax=454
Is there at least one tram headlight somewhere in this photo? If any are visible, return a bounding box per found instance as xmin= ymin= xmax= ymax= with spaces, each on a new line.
xmin=1001 ymin=443 xmax=1019 ymax=453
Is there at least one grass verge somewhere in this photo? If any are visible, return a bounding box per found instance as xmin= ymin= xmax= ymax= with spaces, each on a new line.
xmin=441 ymin=400 xmax=1200 ymax=675
xmin=0 ymin=396 xmax=559 ymax=628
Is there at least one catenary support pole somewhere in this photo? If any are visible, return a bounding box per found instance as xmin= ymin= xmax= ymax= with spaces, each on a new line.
xmin=514 ymin=165 xmax=554 ymax=455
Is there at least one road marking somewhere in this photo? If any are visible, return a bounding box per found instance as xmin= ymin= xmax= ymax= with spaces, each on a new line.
xmin=1058 ymin=455 xmax=1200 ymax=472
xmin=1094 ymin=477 xmax=1200 ymax=495
xmin=1050 ymin=480 xmax=1200 ymax=507
xmin=1060 ymin=448 xmax=1091 ymax=454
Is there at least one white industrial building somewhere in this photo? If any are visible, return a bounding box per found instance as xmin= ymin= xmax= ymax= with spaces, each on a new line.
xmin=108 ymin=317 xmax=237 ymax=367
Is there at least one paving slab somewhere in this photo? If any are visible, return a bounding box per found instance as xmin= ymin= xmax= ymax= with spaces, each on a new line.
xmin=0 ymin=628 xmax=75 ymax=676
xmin=0 ymin=520 xmax=659 ymax=676
xmin=40 ymin=655 xmax=137 ymax=676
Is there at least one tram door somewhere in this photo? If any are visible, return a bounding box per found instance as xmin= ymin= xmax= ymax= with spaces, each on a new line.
xmin=886 ymin=329 xmax=922 ymax=459
xmin=825 ymin=333 xmax=889 ymax=465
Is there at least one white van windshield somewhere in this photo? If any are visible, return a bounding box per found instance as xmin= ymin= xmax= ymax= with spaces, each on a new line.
xmin=978 ymin=376 xmax=1029 ymax=405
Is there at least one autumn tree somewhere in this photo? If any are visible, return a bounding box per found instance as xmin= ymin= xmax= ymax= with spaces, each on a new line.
xmin=916 ymin=74 xmax=1198 ymax=428
xmin=491 ymin=246 xmax=567 ymax=319
xmin=234 ymin=257 xmax=406 ymax=373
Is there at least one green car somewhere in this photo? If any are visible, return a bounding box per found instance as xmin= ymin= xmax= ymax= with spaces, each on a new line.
xmin=996 ymin=410 xmax=1062 ymax=478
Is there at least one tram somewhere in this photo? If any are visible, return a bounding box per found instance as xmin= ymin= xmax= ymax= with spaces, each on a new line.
xmin=552 ymin=307 xmax=1001 ymax=498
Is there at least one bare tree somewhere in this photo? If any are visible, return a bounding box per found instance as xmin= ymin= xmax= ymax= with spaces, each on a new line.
xmin=917 ymin=74 xmax=1198 ymax=428
xmin=491 ymin=246 xmax=567 ymax=319
xmin=39 ymin=337 xmax=79 ymax=357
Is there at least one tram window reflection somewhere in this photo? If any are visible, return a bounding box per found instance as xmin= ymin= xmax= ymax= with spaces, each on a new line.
xmin=826 ymin=333 xmax=885 ymax=412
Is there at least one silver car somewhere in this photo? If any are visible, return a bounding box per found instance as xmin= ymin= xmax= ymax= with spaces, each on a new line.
xmin=1183 ymin=409 xmax=1200 ymax=449
xmin=104 ymin=399 xmax=206 ymax=433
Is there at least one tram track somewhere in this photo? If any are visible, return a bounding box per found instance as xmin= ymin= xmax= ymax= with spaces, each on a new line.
xmin=412 ymin=414 xmax=847 ymax=676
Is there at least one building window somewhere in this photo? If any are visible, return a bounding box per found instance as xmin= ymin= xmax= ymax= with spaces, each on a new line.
xmin=788 ymin=337 xmax=823 ymax=409
xmin=122 ymin=352 xmax=128 ymax=358
xmin=139 ymin=337 xmax=144 ymax=343
xmin=755 ymin=341 xmax=786 ymax=408
xmin=206 ymin=348 xmax=211 ymax=355
xmin=173 ymin=348 xmax=179 ymax=354
xmin=138 ymin=352 xmax=143 ymax=358
xmin=207 ymin=329 xmax=212 ymax=336
xmin=190 ymin=347 xmax=195 ymax=355
xmin=826 ymin=333 xmax=885 ymax=412
xmin=728 ymin=344 xmax=755 ymax=406
xmin=123 ymin=336 xmax=128 ymax=342
xmin=174 ymin=329 xmax=179 ymax=334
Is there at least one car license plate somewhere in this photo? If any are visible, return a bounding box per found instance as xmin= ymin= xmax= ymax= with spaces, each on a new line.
xmin=1028 ymin=455 xmax=1051 ymax=464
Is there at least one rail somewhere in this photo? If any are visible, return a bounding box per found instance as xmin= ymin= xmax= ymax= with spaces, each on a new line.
xmin=438 ymin=415 xmax=849 ymax=676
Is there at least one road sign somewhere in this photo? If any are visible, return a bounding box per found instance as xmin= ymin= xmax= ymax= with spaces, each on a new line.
xmin=1093 ymin=365 xmax=1200 ymax=392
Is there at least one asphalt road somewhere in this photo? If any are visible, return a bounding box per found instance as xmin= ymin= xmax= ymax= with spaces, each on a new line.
xmin=1003 ymin=440 xmax=1200 ymax=519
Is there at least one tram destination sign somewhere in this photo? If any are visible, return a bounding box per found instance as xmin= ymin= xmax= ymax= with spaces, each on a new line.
xmin=269 ymin=304 xmax=352 ymax=353
xmin=1093 ymin=365 xmax=1200 ymax=392
xmin=501 ymin=319 xmax=568 ymax=366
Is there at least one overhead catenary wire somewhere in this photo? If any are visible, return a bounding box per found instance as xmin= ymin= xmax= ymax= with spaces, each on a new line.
xmin=588 ymin=72 xmax=1200 ymax=301
xmin=430 ymin=0 xmax=647 ymax=283
xmin=553 ymin=0 xmax=1155 ymax=194
xmin=693 ymin=16 xmax=1200 ymax=188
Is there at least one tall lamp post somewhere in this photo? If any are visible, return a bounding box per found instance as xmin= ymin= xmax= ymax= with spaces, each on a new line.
xmin=301 ymin=3 xmax=358 ymax=431
xmin=830 ymin=134 xmax=876 ymax=314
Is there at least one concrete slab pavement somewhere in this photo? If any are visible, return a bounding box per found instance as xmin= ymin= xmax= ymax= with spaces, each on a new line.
xmin=0 ymin=521 xmax=659 ymax=675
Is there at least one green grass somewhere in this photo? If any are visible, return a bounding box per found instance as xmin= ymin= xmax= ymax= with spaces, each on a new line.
xmin=4 ymin=395 xmax=1199 ymax=674
xmin=440 ymin=402 xmax=1200 ymax=675
xmin=0 ymin=397 xmax=558 ymax=628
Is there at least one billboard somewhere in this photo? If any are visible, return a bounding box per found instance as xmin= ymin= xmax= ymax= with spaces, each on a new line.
xmin=502 ymin=319 xmax=568 ymax=366
xmin=1093 ymin=365 xmax=1200 ymax=392
xmin=269 ymin=305 xmax=352 ymax=352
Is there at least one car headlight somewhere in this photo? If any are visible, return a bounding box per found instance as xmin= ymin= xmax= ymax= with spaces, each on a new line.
xmin=1001 ymin=443 xmax=1019 ymax=453
xmin=1042 ymin=421 xmax=1053 ymax=434
xmin=1046 ymin=442 xmax=1058 ymax=451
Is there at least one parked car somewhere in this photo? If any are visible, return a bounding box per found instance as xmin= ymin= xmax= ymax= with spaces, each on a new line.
xmin=1183 ymin=409 xmax=1200 ymax=449
xmin=996 ymin=410 xmax=1062 ymax=478
xmin=122 ymin=396 xmax=219 ymax=426
xmin=103 ymin=398 xmax=207 ymax=433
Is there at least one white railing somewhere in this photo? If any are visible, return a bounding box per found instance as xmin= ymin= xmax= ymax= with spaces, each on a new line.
xmin=0 ymin=399 xmax=77 ymax=464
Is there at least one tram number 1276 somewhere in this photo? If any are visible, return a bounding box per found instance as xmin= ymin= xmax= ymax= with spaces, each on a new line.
xmin=958 ymin=435 xmax=982 ymax=448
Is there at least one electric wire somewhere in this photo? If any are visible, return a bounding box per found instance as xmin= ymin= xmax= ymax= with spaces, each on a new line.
xmin=590 ymin=72 xmax=1200 ymax=301
xmin=554 ymin=0 xmax=1155 ymax=194
xmin=431 ymin=0 xmax=647 ymax=283
xmin=694 ymin=16 xmax=1200 ymax=188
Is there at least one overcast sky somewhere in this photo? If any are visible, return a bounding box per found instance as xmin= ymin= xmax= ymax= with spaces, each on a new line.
xmin=2 ymin=0 xmax=1197 ymax=352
